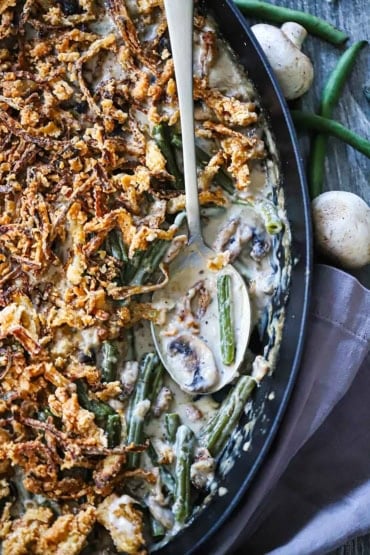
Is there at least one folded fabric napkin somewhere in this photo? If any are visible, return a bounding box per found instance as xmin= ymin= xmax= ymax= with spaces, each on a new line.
xmin=210 ymin=263 xmax=370 ymax=555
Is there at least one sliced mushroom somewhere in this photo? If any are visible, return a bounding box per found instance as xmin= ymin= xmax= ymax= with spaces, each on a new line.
xmin=167 ymin=334 xmax=220 ymax=394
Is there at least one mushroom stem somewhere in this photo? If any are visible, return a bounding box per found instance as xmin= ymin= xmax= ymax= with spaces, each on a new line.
xmin=281 ymin=22 xmax=308 ymax=49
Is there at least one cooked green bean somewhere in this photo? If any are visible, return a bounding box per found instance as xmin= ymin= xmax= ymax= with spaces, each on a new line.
xmin=152 ymin=124 xmax=184 ymax=189
xmin=160 ymin=467 xmax=176 ymax=497
xmin=151 ymin=517 xmax=165 ymax=537
xmin=37 ymin=407 xmax=54 ymax=422
xmin=172 ymin=133 xmax=234 ymax=194
xmin=126 ymin=353 xmax=164 ymax=468
xmin=76 ymin=379 xmax=122 ymax=448
xmin=217 ymin=274 xmax=235 ymax=366
xmin=124 ymin=328 xmax=136 ymax=361
xmin=292 ymin=111 xmax=370 ymax=159
xmin=173 ymin=425 xmax=194 ymax=524
xmin=195 ymin=144 xmax=234 ymax=194
xmin=199 ymin=375 xmax=256 ymax=456
xmin=106 ymin=228 xmax=128 ymax=263
xmin=234 ymin=0 xmax=348 ymax=46
xmin=106 ymin=228 xmax=130 ymax=285
xmin=147 ymin=441 xmax=176 ymax=496
xmin=101 ymin=340 xmax=119 ymax=382
xmin=259 ymin=200 xmax=283 ymax=235
xmin=309 ymin=41 xmax=367 ymax=198
xmin=165 ymin=413 xmax=181 ymax=443
xmin=106 ymin=414 xmax=122 ymax=449
xmin=129 ymin=240 xmax=170 ymax=286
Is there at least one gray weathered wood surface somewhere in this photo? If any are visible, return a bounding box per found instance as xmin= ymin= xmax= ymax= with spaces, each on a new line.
xmin=243 ymin=1 xmax=369 ymax=553
xmin=255 ymin=0 xmax=370 ymax=288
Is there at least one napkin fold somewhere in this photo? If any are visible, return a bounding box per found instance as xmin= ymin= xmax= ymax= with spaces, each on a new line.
xmin=210 ymin=264 xmax=370 ymax=555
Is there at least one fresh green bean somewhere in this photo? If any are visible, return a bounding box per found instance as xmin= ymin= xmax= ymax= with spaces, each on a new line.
xmin=173 ymin=425 xmax=194 ymax=524
xmin=234 ymin=0 xmax=348 ymax=46
xmin=199 ymin=375 xmax=256 ymax=456
xmin=165 ymin=413 xmax=181 ymax=443
xmin=259 ymin=200 xmax=283 ymax=235
xmin=152 ymin=124 xmax=184 ymax=189
xmin=309 ymin=41 xmax=367 ymax=198
xmin=292 ymin=111 xmax=370 ymax=159
xmin=101 ymin=340 xmax=119 ymax=382
xmin=322 ymin=42 xmax=367 ymax=115
xmin=76 ymin=379 xmax=122 ymax=448
xmin=126 ymin=353 xmax=164 ymax=468
xmin=217 ymin=274 xmax=235 ymax=366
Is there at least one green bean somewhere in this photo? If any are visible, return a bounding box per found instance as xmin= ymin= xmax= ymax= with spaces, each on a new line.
xmin=217 ymin=274 xmax=235 ymax=366
xmin=76 ymin=379 xmax=122 ymax=448
xmin=105 ymin=228 xmax=130 ymax=286
xmin=172 ymin=133 xmax=234 ymax=194
xmin=106 ymin=414 xmax=122 ymax=449
xmin=123 ymin=249 xmax=145 ymax=284
xmin=234 ymin=0 xmax=348 ymax=46
xmin=147 ymin=441 xmax=176 ymax=496
xmin=165 ymin=413 xmax=181 ymax=443
xmin=152 ymin=124 xmax=184 ymax=189
xmin=309 ymin=41 xmax=367 ymax=198
xmin=101 ymin=340 xmax=119 ymax=382
xmin=124 ymin=328 xmax=136 ymax=361
xmin=322 ymin=42 xmax=367 ymax=114
xmin=106 ymin=228 xmax=128 ymax=263
xmin=159 ymin=467 xmax=176 ymax=497
xmin=129 ymin=240 xmax=170 ymax=286
xmin=37 ymin=407 xmax=54 ymax=422
xmin=292 ymin=111 xmax=370 ymax=159
xmin=259 ymin=200 xmax=283 ymax=235
xmin=199 ymin=375 xmax=256 ymax=456
xmin=173 ymin=425 xmax=194 ymax=524
xmin=197 ymin=145 xmax=234 ymax=194
xmin=151 ymin=517 xmax=165 ymax=537
xmin=126 ymin=353 xmax=164 ymax=468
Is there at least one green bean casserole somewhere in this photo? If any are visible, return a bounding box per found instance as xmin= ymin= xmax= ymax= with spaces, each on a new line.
xmin=0 ymin=0 xmax=291 ymax=553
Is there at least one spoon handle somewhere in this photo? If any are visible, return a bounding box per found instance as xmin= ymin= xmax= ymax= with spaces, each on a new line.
xmin=164 ymin=0 xmax=201 ymax=241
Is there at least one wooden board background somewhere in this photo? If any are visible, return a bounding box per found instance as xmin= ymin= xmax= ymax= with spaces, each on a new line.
xmin=242 ymin=1 xmax=370 ymax=553
xmin=250 ymin=0 xmax=370 ymax=288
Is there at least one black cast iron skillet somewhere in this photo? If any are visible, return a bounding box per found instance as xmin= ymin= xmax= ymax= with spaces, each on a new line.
xmin=155 ymin=1 xmax=312 ymax=553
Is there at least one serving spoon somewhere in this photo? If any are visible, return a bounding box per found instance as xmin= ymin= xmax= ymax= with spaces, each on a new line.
xmin=151 ymin=0 xmax=251 ymax=395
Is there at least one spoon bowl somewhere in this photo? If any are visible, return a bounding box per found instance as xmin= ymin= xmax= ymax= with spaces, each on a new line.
xmin=151 ymin=0 xmax=251 ymax=394
xmin=152 ymin=240 xmax=251 ymax=395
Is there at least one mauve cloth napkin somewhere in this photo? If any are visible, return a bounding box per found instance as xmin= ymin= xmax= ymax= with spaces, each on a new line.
xmin=211 ymin=263 xmax=370 ymax=555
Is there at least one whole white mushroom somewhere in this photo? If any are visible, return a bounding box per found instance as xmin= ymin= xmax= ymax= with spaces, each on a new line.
xmin=251 ymin=22 xmax=314 ymax=100
xmin=312 ymin=191 xmax=370 ymax=269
